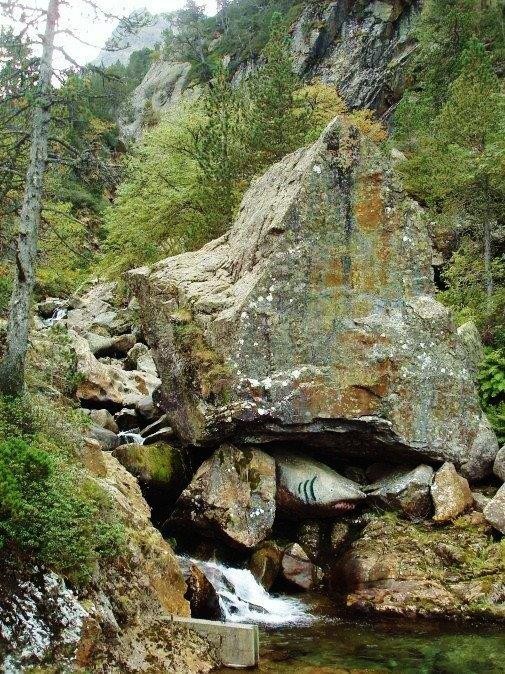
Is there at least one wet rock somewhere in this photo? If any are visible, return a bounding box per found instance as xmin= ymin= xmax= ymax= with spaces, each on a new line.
xmin=87 ymin=424 xmax=119 ymax=451
xmin=185 ymin=565 xmax=221 ymax=620
xmin=130 ymin=118 xmax=497 ymax=480
xmin=483 ymin=485 xmax=505 ymax=534
xmin=249 ymin=541 xmax=283 ymax=590
xmin=37 ymin=297 xmax=70 ymax=319
xmin=170 ymin=444 xmax=276 ymax=549
xmin=281 ymin=543 xmax=322 ymax=591
xmin=431 ymin=463 xmax=473 ymax=523
xmin=143 ymin=426 xmax=176 ymax=446
xmin=494 ymin=445 xmax=505 ymax=482
xmin=275 ymin=453 xmax=365 ymax=518
xmin=365 ymin=464 xmax=434 ymax=520
xmin=89 ymin=408 xmax=118 ymax=434
xmin=338 ymin=512 xmax=505 ymax=621
xmin=70 ymin=329 xmax=160 ymax=408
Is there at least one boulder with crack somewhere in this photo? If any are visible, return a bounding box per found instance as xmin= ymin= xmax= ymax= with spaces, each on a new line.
xmin=169 ymin=444 xmax=276 ymax=549
xmin=129 ymin=118 xmax=498 ymax=480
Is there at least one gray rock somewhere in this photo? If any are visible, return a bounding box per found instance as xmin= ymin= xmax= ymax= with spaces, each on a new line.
xmin=86 ymin=332 xmax=137 ymax=357
xmin=431 ymin=463 xmax=473 ymax=523
xmin=276 ymin=453 xmax=365 ymax=518
xmin=170 ymin=444 xmax=276 ymax=549
xmin=483 ymin=484 xmax=505 ymax=534
xmin=366 ymin=464 xmax=434 ymax=520
xmin=281 ymin=543 xmax=322 ymax=591
xmin=143 ymin=427 xmax=176 ymax=446
xmin=472 ymin=492 xmax=491 ymax=513
xmin=457 ymin=321 xmax=484 ymax=375
xmin=297 ymin=521 xmax=324 ymax=562
xmin=129 ymin=118 xmax=497 ymax=480
xmin=87 ymin=424 xmax=119 ymax=451
xmin=140 ymin=413 xmax=170 ymax=438
xmin=89 ymin=408 xmax=119 ymax=434
xmin=135 ymin=395 xmax=159 ymax=421
xmin=126 ymin=342 xmax=158 ymax=375
xmin=493 ymin=445 xmax=505 ymax=482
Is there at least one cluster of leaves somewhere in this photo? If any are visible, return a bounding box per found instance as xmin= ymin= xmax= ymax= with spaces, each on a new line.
xmin=103 ymin=14 xmax=385 ymax=275
xmin=393 ymin=0 xmax=505 ymax=438
xmin=0 ymin=395 xmax=123 ymax=585
xmin=478 ymin=349 xmax=505 ymax=444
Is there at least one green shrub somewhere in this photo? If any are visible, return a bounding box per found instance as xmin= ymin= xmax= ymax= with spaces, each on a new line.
xmin=0 ymin=395 xmax=122 ymax=584
xmin=478 ymin=348 xmax=505 ymax=444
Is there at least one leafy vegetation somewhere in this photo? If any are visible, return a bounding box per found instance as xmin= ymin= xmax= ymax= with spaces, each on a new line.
xmin=0 ymin=395 xmax=123 ymax=584
xmin=393 ymin=0 xmax=505 ymax=437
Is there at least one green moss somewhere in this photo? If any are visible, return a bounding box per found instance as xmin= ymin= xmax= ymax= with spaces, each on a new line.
xmin=114 ymin=442 xmax=188 ymax=485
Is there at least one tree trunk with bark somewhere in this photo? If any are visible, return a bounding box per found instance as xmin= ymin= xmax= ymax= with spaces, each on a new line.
xmin=0 ymin=0 xmax=60 ymax=396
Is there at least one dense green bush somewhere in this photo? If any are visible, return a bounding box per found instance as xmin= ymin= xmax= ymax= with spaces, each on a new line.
xmin=478 ymin=349 xmax=505 ymax=445
xmin=0 ymin=396 xmax=123 ymax=584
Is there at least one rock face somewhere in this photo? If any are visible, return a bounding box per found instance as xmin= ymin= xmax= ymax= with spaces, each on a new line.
xmin=130 ymin=118 xmax=497 ymax=479
xmin=494 ymin=445 xmax=505 ymax=482
xmin=291 ymin=0 xmax=421 ymax=114
xmin=337 ymin=513 xmax=505 ymax=621
xmin=185 ymin=565 xmax=222 ymax=620
xmin=275 ymin=453 xmax=365 ymax=517
xmin=170 ymin=444 xmax=276 ymax=549
xmin=431 ymin=462 xmax=473 ymax=523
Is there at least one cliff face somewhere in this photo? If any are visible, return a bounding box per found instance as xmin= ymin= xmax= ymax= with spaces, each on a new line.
xmin=121 ymin=0 xmax=422 ymax=139
xmin=129 ymin=117 xmax=498 ymax=480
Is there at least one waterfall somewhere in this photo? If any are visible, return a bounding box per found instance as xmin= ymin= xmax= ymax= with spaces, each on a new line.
xmin=44 ymin=308 xmax=67 ymax=327
xmin=117 ymin=431 xmax=145 ymax=445
xmin=179 ymin=556 xmax=313 ymax=627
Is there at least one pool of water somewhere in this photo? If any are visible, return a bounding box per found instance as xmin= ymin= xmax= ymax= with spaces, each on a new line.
xmin=216 ymin=596 xmax=505 ymax=673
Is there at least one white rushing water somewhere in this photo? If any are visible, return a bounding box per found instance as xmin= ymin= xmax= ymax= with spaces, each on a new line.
xmin=179 ymin=556 xmax=313 ymax=627
xmin=43 ymin=308 xmax=67 ymax=327
xmin=117 ymin=431 xmax=145 ymax=445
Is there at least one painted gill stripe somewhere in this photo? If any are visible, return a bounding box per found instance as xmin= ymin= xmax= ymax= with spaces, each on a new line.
xmin=308 ymin=476 xmax=317 ymax=501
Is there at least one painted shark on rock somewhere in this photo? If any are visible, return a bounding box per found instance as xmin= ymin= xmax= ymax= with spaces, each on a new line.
xmin=275 ymin=453 xmax=366 ymax=518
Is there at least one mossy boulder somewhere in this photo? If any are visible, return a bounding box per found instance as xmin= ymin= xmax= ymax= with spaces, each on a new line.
xmin=336 ymin=512 xmax=505 ymax=621
xmin=113 ymin=442 xmax=189 ymax=491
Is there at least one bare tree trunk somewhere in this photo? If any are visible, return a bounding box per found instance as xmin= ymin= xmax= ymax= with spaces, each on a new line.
xmin=0 ymin=0 xmax=59 ymax=396
xmin=484 ymin=220 xmax=493 ymax=307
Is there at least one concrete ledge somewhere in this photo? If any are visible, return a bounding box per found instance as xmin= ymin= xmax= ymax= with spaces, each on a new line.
xmin=172 ymin=616 xmax=259 ymax=669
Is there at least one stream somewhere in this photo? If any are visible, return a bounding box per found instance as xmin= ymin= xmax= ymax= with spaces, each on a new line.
xmin=183 ymin=558 xmax=505 ymax=674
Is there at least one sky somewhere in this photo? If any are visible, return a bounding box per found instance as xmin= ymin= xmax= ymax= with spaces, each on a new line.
xmin=1 ymin=1 xmax=216 ymax=68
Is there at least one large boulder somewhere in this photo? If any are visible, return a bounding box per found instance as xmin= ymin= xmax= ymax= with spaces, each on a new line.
xmin=494 ymin=445 xmax=505 ymax=482
xmin=281 ymin=543 xmax=322 ymax=591
xmin=337 ymin=513 xmax=505 ymax=621
xmin=275 ymin=453 xmax=365 ymax=517
xmin=365 ymin=464 xmax=434 ymax=520
xmin=169 ymin=444 xmax=276 ymax=549
xmin=130 ymin=118 xmax=497 ymax=479
xmin=483 ymin=484 xmax=505 ymax=534
xmin=431 ymin=462 xmax=473 ymax=523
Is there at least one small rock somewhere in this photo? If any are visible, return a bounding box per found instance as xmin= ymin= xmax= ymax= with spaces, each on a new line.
xmin=472 ymin=492 xmax=491 ymax=513
xmin=185 ymin=565 xmax=221 ymax=620
xmin=135 ymin=395 xmax=159 ymax=421
xmin=114 ymin=408 xmax=139 ymax=431
xmin=87 ymin=425 xmax=119 ymax=452
xmin=89 ymin=408 xmax=118 ymax=434
xmin=249 ymin=541 xmax=282 ymax=590
xmin=330 ymin=522 xmax=350 ymax=553
xmin=431 ymin=463 xmax=473 ymax=523
xmin=483 ymin=484 xmax=505 ymax=534
xmin=297 ymin=521 xmax=323 ymax=562
xmin=366 ymin=464 xmax=434 ymax=520
xmin=87 ymin=332 xmax=137 ymax=358
xmin=493 ymin=445 xmax=505 ymax=482
xmin=140 ymin=414 xmax=170 ymax=438
xmin=126 ymin=343 xmax=158 ymax=375
xmin=281 ymin=543 xmax=322 ymax=591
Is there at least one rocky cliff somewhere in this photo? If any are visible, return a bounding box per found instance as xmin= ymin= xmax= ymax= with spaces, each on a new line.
xmin=121 ymin=0 xmax=421 ymax=139
xmin=129 ymin=117 xmax=498 ymax=481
